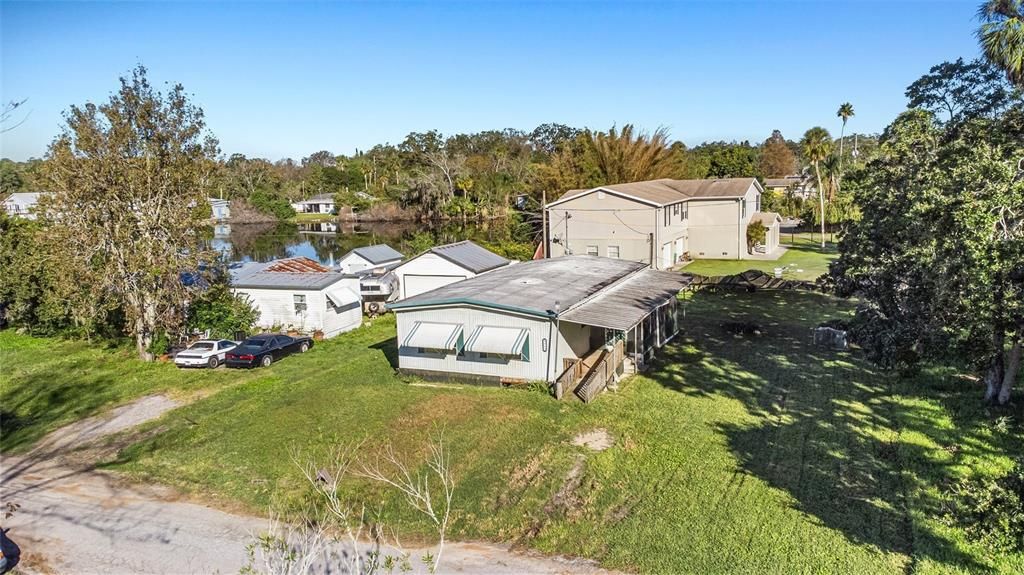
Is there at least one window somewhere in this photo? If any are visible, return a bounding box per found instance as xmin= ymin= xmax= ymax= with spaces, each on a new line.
xmin=755 ymin=194 xmax=761 ymax=212
xmin=417 ymin=347 xmax=425 ymax=354
xmin=293 ymin=294 xmax=307 ymax=314
xmin=479 ymin=352 xmax=489 ymax=359
xmin=607 ymin=245 xmax=620 ymax=258
xmin=673 ymin=204 xmax=679 ymax=216
xmin=740 ymin=199 xmax=747 ymax=219
xmin=586 ymin=245 xmax=598 ymax=256
xmin=681 ymin=203 xmax=689 ymax=220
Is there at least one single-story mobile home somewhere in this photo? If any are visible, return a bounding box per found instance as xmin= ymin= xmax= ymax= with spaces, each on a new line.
xmin=230 ymin=256 xmax=362 ymax=338
xmin=391 ymin=240 xmax=511 ymax=300
xmin=388 ymin=256 xmax=692 ymax=401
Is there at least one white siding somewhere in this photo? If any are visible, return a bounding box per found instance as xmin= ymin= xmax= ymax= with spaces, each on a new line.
xmin=395 ymin=305 xmax=597 ymax=383
xmin=336 ymin=253 xmax=374 ymax=274
xmin=233 ymin=277 xmax=362 ymax=338
xmin=392 ymin=253 xmax=474 ymax=300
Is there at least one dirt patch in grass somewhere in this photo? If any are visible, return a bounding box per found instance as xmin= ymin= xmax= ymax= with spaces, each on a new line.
xmin=572 ymin=429 xmax=614 ymax=452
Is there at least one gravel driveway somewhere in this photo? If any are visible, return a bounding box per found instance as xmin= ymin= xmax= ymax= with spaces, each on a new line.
xmin=0 ymin=396 xmax=612 ymax=575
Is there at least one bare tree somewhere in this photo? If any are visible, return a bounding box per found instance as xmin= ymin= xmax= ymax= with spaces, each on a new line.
xmin=1 ymin=98 xmax=29 ymax=133
xmin=244 ymin=433 xmax=455 ymax=575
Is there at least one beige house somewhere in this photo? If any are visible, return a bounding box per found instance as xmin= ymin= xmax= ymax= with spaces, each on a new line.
xmin=545 ymin=178 xmax=780 ymax=269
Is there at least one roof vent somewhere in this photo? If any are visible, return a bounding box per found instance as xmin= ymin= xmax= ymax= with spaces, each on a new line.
xmin=516 ymin=277 xmax=545 ymax=286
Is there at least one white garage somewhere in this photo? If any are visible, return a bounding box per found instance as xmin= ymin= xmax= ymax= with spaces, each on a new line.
xmin=391 ymin=240 xmax=511 ymax=300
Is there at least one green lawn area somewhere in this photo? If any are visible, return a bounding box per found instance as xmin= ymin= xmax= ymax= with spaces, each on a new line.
xmin=289 ymin=212 xmax=337 ymax=223
xmin=681 ymin=233 xmax=838 ymax=280
xmin=2 ymin=292 xmax=1021 ymax=573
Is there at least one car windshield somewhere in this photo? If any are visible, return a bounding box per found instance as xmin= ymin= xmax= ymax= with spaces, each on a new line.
xmin=189 ymin=342 xmax=214 ymax=351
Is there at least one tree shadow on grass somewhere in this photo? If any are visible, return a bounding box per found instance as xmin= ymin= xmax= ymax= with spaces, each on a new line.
xmin=370 ymin=336 xmax=399 ymax=370
xmin=648 ymin=290 xmax=1011 ymax=573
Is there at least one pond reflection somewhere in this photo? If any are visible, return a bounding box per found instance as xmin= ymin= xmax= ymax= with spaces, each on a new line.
xmin=211 ymin=219 xmax=526 ymax=265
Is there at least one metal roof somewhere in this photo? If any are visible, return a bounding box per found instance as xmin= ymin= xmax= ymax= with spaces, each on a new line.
xmin=390 ymin=256 xmax=646 ymax=316
xmin=560 ymin=269 xmax=694 ymax=331
xmin=264 ymin=257 xmax=331 ymax=273
xmin=428 ymin=240 xmax=509 ymax=274
xmin=230 ymin=258 xmax=353 ymax=290
xmin=350 ymin=244 xmax=404 ymax=264
xmin=549 ymin=178 xmax=760 ymax=208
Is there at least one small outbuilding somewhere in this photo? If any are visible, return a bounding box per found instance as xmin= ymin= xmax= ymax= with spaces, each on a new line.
xmin=230 ymin=257 xmax=362 ymax=338
xmin=388 ymin=256 xmax=692 ymax=401
xmin=336 ymin=244 xmax=404 ymax=274
xmin=208 ymin=197 xmax=231 ymax=221
xmin=391 ymin=240 xmax=511 ymax=300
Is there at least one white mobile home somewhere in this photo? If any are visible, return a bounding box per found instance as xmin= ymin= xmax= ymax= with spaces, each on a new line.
xmin=230 ymin=257 xmax=362 ymax=338
xmin=388 ymin=256 xmax=692 ymax=401
xmin=391 ymin=240 xmax=510 ymax=300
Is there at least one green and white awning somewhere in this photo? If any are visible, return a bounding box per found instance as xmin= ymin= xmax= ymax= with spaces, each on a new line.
xmin=464 ymin=326 xmax=530 ymax=360
xmin=403 ymin=321 xmax=464 ymax=352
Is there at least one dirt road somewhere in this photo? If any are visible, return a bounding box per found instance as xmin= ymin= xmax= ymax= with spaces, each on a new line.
xmin=0 ymin=396 xmax=610 ymax=575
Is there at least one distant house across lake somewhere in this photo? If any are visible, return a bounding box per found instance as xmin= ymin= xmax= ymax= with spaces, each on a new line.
xmin=291 ymin=193 xmax=336 ymax=214
xmin=2 ymin=191 xmax=45 ymax=219
xmin=208 ymin=197 xmax=231 ymax=221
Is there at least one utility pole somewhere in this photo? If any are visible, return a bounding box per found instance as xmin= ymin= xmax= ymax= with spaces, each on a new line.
xmin=541 ymin=190 xmax=548 ymax=258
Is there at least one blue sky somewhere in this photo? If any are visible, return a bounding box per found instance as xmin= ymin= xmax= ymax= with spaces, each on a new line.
xmin=1 ymin=1 xmax=982 ymax=161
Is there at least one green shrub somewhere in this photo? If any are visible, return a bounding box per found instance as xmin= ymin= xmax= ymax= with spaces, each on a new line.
xmin=247 ymin=191 xmax=296 ymax=220
xmin=147 ymin=331 xmax=171 ymax=356
xmin=187 ymin=283 xmax=260 ymax=338
xmin=943 ymin=459 xmax=1024 ymax=553
xmin=746 ymin=220 xmax=767 ymax=251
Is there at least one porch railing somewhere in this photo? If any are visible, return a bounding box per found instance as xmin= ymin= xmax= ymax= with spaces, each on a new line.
xmin=573 ymin=339 xmax=625 ymax=403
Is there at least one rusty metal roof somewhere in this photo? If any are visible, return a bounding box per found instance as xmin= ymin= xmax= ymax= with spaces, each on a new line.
xmin=264 ymin=257 xmax=331 ymax=273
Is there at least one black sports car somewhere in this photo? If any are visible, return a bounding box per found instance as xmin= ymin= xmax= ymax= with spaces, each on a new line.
xmin=225 ymin=333 xmax=313 ymax=368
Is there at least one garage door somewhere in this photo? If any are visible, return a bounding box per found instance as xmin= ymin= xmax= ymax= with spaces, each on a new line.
xmin=403 ymin=274 xmax=467 ymax=299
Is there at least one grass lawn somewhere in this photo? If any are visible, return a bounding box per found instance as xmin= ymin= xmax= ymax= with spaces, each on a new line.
xmin=2 ymin=292 xmax=1022 ymax=573
xmin=681 ymin=233 xmax=838 ymax=280
xmin=290 ymin=212 xmax=338 ymax=223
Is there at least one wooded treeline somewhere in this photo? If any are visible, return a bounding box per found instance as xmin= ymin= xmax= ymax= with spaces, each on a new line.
xmin=2 ymin=121 xmax=870 ymax=223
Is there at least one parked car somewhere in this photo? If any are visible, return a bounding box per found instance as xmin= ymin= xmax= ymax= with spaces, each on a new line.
xmin=225 ymin=334 xmax=313 ymax=368
xmin=173 ymin=339 xmax=238 ymax=369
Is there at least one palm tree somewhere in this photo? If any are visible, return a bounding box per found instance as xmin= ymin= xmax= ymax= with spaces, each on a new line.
xmin=801 ymin=127 xmax=833 ymax=248
xmin=977 ymin=1 xmax=1024 ymax=87
xmin=836 ymin=102 xmax=855 ymax=176
xmin=587 ymin=124 xmax=677 ymax=183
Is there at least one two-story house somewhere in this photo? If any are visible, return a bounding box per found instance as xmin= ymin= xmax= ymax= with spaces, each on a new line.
xmin=544 ymin=178 xmax=780 ymax=269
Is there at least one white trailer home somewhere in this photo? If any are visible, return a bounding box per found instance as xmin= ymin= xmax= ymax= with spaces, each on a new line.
xmin=388 ymin=256 xmax=692 ymax=401
xmin=391 ymin=240 xmax=510 ymax=300
xmin=230 ymin=257 xmax=362 ymax=338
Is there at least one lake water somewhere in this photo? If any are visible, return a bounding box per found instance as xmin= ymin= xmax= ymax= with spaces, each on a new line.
xmin=211 ymin=219 xmax=527 ymax=265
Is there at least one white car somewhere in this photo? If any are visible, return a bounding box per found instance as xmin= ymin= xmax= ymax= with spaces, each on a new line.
xmin=173 ymin=339 xmax=238 ymax=369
